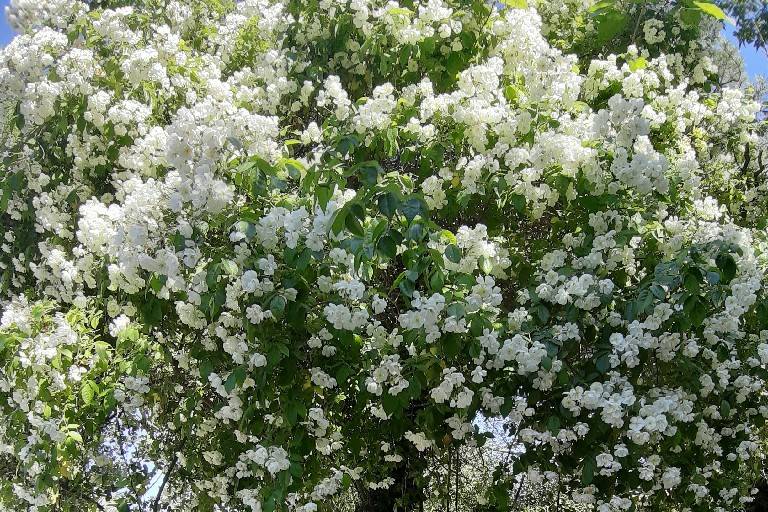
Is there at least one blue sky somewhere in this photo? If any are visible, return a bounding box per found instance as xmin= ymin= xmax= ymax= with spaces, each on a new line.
xmin=0 ymin=1 xmax=764 ymax=77
xmin=0 ymin=1 xmax=10 ymax=46
xmin=723 ymin=25 xmax=768 ymax=79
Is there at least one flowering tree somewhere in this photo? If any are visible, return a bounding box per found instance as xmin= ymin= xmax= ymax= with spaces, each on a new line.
xmin=1 ymin=0 xmax=767 ymax=511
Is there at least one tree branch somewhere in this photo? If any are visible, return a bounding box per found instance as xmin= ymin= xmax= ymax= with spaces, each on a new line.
xmin=152 ymin=437 xmax=186 ymax=512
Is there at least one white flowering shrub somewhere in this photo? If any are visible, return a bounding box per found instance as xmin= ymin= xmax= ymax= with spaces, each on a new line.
xmin=1 ymin=0 xmax=767 ymax=510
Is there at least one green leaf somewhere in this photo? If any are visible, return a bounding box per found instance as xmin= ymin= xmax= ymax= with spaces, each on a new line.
xmin=399 ymin=197 xmax=425 ymax=223
xmin=721 ymin=399 xmax=731 ymax=417
xmin=95 ymin=341 xmax=111 ymax=361
xmin=281 ymin=158 xmax=304 ymax=179
xmin=336 ymin=135 xmax=359 ymax=155
xmin=399 ymin=277 xmax=416 ymax=297
xmin=629 ymin=57 xmax=648 ymax=71
xmin=595 ymin=353 xmax=611 ymax=373
xmin=227 ymin=136 xmax=243 ymax=150
xmin=385 ymin=127 xmax=399 ymax=156
xmin=206 ymin=262 xmax=221 ymax=289
xmin=220 ymin=259 xmax=238 ymax=275
xmin=345 ymin=211 xmax=365 ymax=237
xmin=547 ymin=415 xmax=560 ymax=433
xmin=446 ymin=302 xmax=466 ymax=318
xmin=388 ymin=6 xmax=413 ymax=16
xmin=224 ymin=366 xmax=247 ymax=393
xmin=134 ymin=354 xmax=151 ymax=373
xmin=443 ymin=333 xmax=461 ymax=358
xmin=684 ymin=271 xmax=700 ymax=294
xmin=680 ymin=7 xmax=703 ymax=27
xmin=408 ymin=375 xmax=423 ymax=399
xmin=594 ymin=11 xmax=628 ymax=43
xmin=199 ymin=358 xmax=214 ymax=380
xmin=67 ymin=431 xmax=84 ymax=444
xmin=684 ymin=295 xmax=707 ymax=327
xmin=286 ymin=401 xmax=306 ymax=425
xmin=500 ymin=0 xmax=527 ymax=8
xmin=316 ymin=184 xmax=333 ymax=211
xmin=335 ymin=364 xmax=354 ymax=385
xmin=588 ymin=0 xmax=615 ymax=13
xmin=250 ymin=169 xmax=267 ymax=197
xmin=716 ymin=252 xmax=737 ymax=283
xmin=378 ymin=192 xmax=398 ymax=218
xmin=444 ymin=244 xmax=462 ymax=264
xmin=693 ymin=1 xmax=726 ymax=20
xmin=270 ymin=295 xmax=287 ymax=316
xmin=407 ymin=222 xmax=424 ymax=241
xmin=80 ymin=380 xmax=99 ymax=406
xmin=446 ymin=51 xmax=464 ymax=76
xmin=382 ymin=392 xmax=401 ymax=415
xmin=429 ymin=270 xmax=445 ymax=291
xmin=140 ymin=298 xmax=163 ymax=327
xmin=357 ymin=161 xmax=382 ymax=186
xmin=377 ymin=235 xmax=397 ymax=260
xmin=290 ymin=462 xmax=304 ymax=478
xmin=331 ymin=208 xmax=348 ymax=235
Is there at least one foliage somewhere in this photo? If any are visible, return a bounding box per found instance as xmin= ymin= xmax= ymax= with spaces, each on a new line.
xmin=717 ymin=0 xmax=768 ymax=52
xmin=0 ymin=0 xmax=767 ymax=511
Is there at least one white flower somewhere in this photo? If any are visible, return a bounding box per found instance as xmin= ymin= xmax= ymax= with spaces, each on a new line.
xmin=242 ymin=270 xmax=260 ymax=293
xmin=661 ymin=467 xmax=681 ymax=489
xmin=109 ymin=315 xmax=131 ymax=337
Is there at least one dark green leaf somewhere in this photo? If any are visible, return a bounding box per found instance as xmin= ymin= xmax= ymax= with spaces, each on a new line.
xmin=357 ymin=161 xmax=382 ymax=186
xmin=399 ymin=197 xmax=425 ymax=223
xmin=547 ymin=415 xmax=560 ymax=433
xmin=316 ymin=184 xmax=333 ymax=211
xmin=378 ymin=192 xmax=399 ymax=218
xmin=377 ymin=235 xmax=397 ymax=260
xmin=199 ymin=359 xmax=213 ymax=380
xmin=270 ymin=295 xmax=287 ymax=316
xmin=445 ymin=244 xmax=462 ymax=263
xmin=345 ymin=212 xmax=365 ymax=237
xmin=716 ymin=252 xmax=737 ymax=283
xmin=595 ymin=353 xmax=611 ymax=373
xmin=331 ymin=209 xmax=348 ymax=235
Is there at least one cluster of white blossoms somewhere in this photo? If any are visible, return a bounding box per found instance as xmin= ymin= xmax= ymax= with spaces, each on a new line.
xmin=0 ymin=0 xmax=766 ymax=510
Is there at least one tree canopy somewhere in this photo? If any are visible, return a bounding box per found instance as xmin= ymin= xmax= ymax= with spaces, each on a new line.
xmin=0 ymin=0 xmax=767 ymax=511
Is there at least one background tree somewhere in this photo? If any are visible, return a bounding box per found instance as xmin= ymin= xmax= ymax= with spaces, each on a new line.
xmin=717 ymin=0 xmax=768 ymax=53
